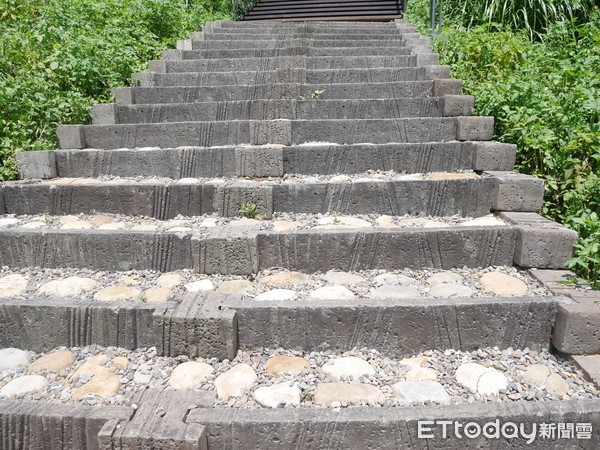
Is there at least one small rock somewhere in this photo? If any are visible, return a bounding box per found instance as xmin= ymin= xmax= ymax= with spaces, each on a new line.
xmin=255 ymin=289 xmax=297 ymax=301
xmin=72 ymin=355 xmax=110 ymax=378
xmin=60 ymin=221 xmax=93 ymax=230
xmin=214 ymin=364 xmax=257 ymax=399
xmin=427 ymin=272 xmax=463 ymax=286
xmin=477 ymin=371 xmax=508 ymax=396
xmin=27 ymin=351 xmax=75 ymax=373
xmin=266 ymin=356 xmax=310 ymax=375
xmin=90 ymin=215 xmax=113 ymax=226
xmin=368 ymin=285 xmax=420 ymax=299
xmin=217 ymin=280 xmax=253 ymax=295
xmin=309 ymin=285 xmax=355 ymax=300
xmin=59 ymin=215 xmax=79 ymax=223
xmin=522 ymin=364 xmax=551 ymax=386
xmin=169 ymin=362 xmax=214 ymax=390
xmin=315 ymin=383 xmax=384 ymax=406
xmin=321 ymin=357 xmax=375 ymax=380
xmin=262 ymin=271 xmax=309 ymax=286
xmin=144 ymin=287 xmax=172 ymax=302
xmin=405 ymin=367 xmax=439 ymax=381
xmin=322 ymin=271 xmax=365 ymax=285
xmin=373 ymin=273 xmax=414 ymax=286
xmin=0 ymin=275 xmax=28 ymax=298
xmin=37 ymin=277 xmax=98 ymax=298
xmin=254 ymin=383 xmax=301 ymax=408
xmin=98 ymin=223 xmax=126 ymax=230
xmin=392 ymin=381 xmax=451 ymax=404
xmin=156 ymin=273 xmax=183 ymax=289
xmin=21 ymin=221 xmax=46 ymax=229
xmin=0 ymin=348 xmax=30 ymax=371
xmin=0 ymin=375 xmax=47 ymax=397
xmin=400 ymin=357 xmax=429 ymax=370
xmin=118 ymin=276 xmax=137 ymax=285
xmin=543 ymin=373 xmax=570 ymax=396
xmin=0 ymin=218 xmax=20 ymax=228
xmin=456 ymin=363 xmax=507 ymax=396
xmin=375 ymin=216 xmax=400 ymax=228
xmin=429 ymin=284 xmax=474 ymax=298
xmin=455 ymin=363 xmax=490 ymax=392
xmin=272 ymin=220 xmax=301 ymax=232
xmin=185 ymin=280 xmax=215 ymax=292
xmin=71 ymin=370 xmax=121 ymax=399
xmin=113 ymin=357 xmax=129 ymax=370
xmin=94 ymin=286 xmax=141 ymax=302
xmin=480 ymin=272 xmax=527 ymax=296
xmin=200 ymin=218 xmax=218 ymax=227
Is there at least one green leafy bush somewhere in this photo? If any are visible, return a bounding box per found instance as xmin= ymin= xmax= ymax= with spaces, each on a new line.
xmin=408 ymin=2 xmax=600 ymax=287
xmin=0 ymin=0 xmax=231 ymax=180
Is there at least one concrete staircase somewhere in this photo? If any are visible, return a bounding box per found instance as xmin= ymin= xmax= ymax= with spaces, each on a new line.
xmin=1 ymin=19 xmax=599 ymax=448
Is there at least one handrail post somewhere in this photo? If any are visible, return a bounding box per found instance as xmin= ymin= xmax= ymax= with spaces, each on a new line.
xmin=430 ymin=0 xmax=443 ymax=33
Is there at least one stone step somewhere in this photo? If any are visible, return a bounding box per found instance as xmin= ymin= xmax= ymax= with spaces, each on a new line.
xmin=218 ymin=20 xmax=401 ymax=29
xmin=211 ymin=25 xmax=409 ymax=35
xmin=202 ymin=32 xmax=406 ymax=41
xmin=132 ymin=66 xmax=451 ymax=87
xmin=2 ymin=170 xmax=542 ymax=218
xmin=0 ymin=213 xmax=576 ymax=273
xmin=18 ymin=141 xmax=516 ymax=180
xmin=92 ymin=97 xmax=473 ymax=125
xmin=177 ymin=39 xmax=415 ymax=50
xmin=164 ymin=46 xmax=415 ymax=59
xmin=113 ymin=80 xmax=457 ymax=104
xmin=147 ymin=55 xmax=437 ymax=74
xmin=56 ymin=116 xmax=492 ymax=149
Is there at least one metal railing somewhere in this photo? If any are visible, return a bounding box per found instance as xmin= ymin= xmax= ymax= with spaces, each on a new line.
xmin=429 ymin=0 xmax=443 ymax=33
xmin=232 ymin=0 xmax=260 ymax=21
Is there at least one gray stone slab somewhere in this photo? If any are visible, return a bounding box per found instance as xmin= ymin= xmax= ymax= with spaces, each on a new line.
xmin=553 ymin=289 xmax=600 ymax=355
xmin=272 ymin=178 xmax=494 ymax=217
xmin=573 ymin=355 xmax=600 ymax=387
xmin=500 ymin=212 xmax=578 ymax=269
xmin=486 ymin=171 xmax=545 ymax=211
xmin=181 ymin=39 xmax=411 ymax=50
xmin=432 ymin=78 xmax=463 ymax=97
xmin=223 ymin=296 xmax=559 ymax=356
xmin=1 ymin=182 xmax=215 ymax=219
xmin=188 ymin=400 xmax=600 ymax=449
xmin=113 ymin=81 xmax=435 ymax=105
xmin=215 ymin=184 xmax=273 ymax=218
xmin=456 ymin=116 xmax=495 ymax=141
xmin=442 ymin=95 xmax=474 ymax=117
xmin=257 ymin=226 xmax=517 ymax=272
xmin=204 ymin=32 xmax=405 ymax=41
xmin=192 ymin=228 xmax=259 ymax=275
xmin=235 ymin=146 xmax=284 ymax=177
xmin=16 ymin=150 xmax=57 ymax=179
xmin=468 ymin=141 xmax=517 ymax=171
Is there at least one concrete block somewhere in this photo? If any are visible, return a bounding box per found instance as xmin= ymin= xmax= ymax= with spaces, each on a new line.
xmin=192 ymin=228 xmax=258 ymax=275
xmin=92 ymin=103 xmax=118 ymax=125
xmin=16 ymin=150 xmax=57 ymax=179
xmin=500 ymin=212 xmax=578 ymax=268
xmin=162 ymin=293 xmax=238 ymax=360
xmin=235 ymin=146 xmax=284 ymax=177
xmin=432 ymin=78 xmax=463 ymax=97
xmin=573 ymin=355 xmax=600 ymax=387
xmin=275 ymin=68 xmax=307 ymax=83
xmin=131 ymin=72 xmax=155 ymax=86
xmin=486 ymin=171 xmax=544 ymax=211
xmin=468 ymin=141 xmax=517 ymax=171
xmin=443 ymin=95 xmax=474 ymax=116
xmin=162 ymin=49 xmax=184 ymax=60
xmin=250 ymin=120 xmax=292 ymax=145
xmin=554 ymin=302 xmax=600 ymax=354
xmin=148 ymin=60 xmax=167 ymax=73
xmin=176 ymin=39 xmax=194 ymax=50
xmin=56 ymin=125 xmax=86 ymax=149
xmin=457 ymin=116 xmax=494 ymax=141
xmin=421 ymin=65 xmax=452 ymax=80
xmin=215 ymin=183 xmax=274 ymax=218
xmin=415 ymin=53 xmax=439 ymax=66
xmin=112 ymin=87 xmax=134 ymax=104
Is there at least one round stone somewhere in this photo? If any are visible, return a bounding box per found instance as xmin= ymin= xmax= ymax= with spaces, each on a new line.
xmin=405 ymin=367 xmax=439 ymax=381
xmin=272 ymin=220 xmax=301 ymax=232
xmin=0 ymin=348 xmax=30 ymax=371
xmin=543 ymin=373 xmax=570 ymax=395
xmin=255 ymin=289 xmax=297 ymax=301
xmin=0 ymin=275 xmax=28 ymax=298
xmin=71 ymin=370 xmax=121 ymax=399
xmin=72 ymin=355 xmax=110 ymax=378
xmin=400 ymin=357 xmax=429 ymax=370
xmin=427 ymin=272 xmax=463 ymax=286
xmin=214 ymin=364 xmax=257 ymax=399
xmin=169 ymin=362 xmax=214 ymax=390
xmin=315 ymin=383 xmax=384 ymax=406
xmin=368 ymin=285 xmax=420 ymax=299
xmin=309 ymin=285 xmax=355 ymax=301
xmin=266 ymin=356 xmax=310 ymax=375
xmin=94 ymin=286 xmax=141 ymax=302
xmin=217 ymin=280 xmax=253 ymax=295
xmin=185 ymin=280 xmax=215 ymax=292
xmin=392 ymin=381 xmax=450 ymax=405
xmin=113 ymin=357 xmax=129 ymax=370
xmin=262 ymin=271 xmax=309 ymax=286
xmin=144 ymin=287 xmax=172 ymax=302
xmin=37 ymin=277 xmax=98 ymax=298
xmin=0 ymin=375 xmax=47 ymax=397
xmin=523 ymin=364 xmax=552 ymax=385
xmin=60 ymin=221 xmax=93 ymax=230
xmin=119 ymin=276 xmax=136 ymax=285
xmin=59 ymin=215 xmax=79 ymax=223
xmin=455 ymin=363 xmax=491 ymax=392
xmin=480 ymin=272 xmax=528 ymax=295
xmin=373 ymin=273 xmax=414 ymax=286
xmin=375 ymin=216 xmax=400 ymax=228
xmin=456 ymin=363 xmax=507 ymax=396
xmin=477 ymin=370 xmax=508 ymax=396
xmin=156 ymin=273 xmax=183 ymax=289
xmin=322 ymin=271 xmax=365 ymax=285
xmin=321 ymin=357 xmax=375 ymax=380
xmin=254 ymin=383 xmax=301 ymax=408
xmin=429 ymin=284 xmax=474 ymax=298
xmin=0 ymin=218 xmax=21 ymax=228
xmin=21 ymin=221 xmax=46 ymax=229
xmin=98 ymin=222 xmax=126 ymax=230
xmin=90 ymin=215 xmax=113 ymax=226
xmin=27 ymin=351 xmax=75 ymax=373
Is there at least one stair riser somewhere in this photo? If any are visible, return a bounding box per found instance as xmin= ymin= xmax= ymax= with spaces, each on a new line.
xmin=94 ymin=98 xmax=472 ymax=124
xmin=133 ymin=67 xmax=450 ymax=87
xmin=181 ymin=40 xmax=411 ymax=49
xmin=0 ymin=227 xmax=519 ymax=274
xmin=167 ymin=47 xmax=413 ymax=59
xmin=210 ymin=28 xmax=405 ymax=35
xmin=218 ymin=21 xmax=400 ymax=29
xmin=150 ymin=56 xmax=425 ymax=73
xmin=114 ymin=81 xmax=439 ymax=104
xmin=204 ymin=33 xmax=404 ymax=41
xmin=18 ymin=142 xmax=518 ymax=180
xmin=1 ymin=178 xmax=495 ymax=218
xmin=57 ymin=117 xmax=493 ymax=149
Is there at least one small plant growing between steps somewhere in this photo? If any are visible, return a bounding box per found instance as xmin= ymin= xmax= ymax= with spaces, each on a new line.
xmin=239 ymin=202 xmax=258 ymax=219
xmin=311 ymin=89 xmax=326 ymax=100
xmin=42 ymin=212 xmax=54 ymax=225
xmin=332 ymin=211 xmax=342 ymax=224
